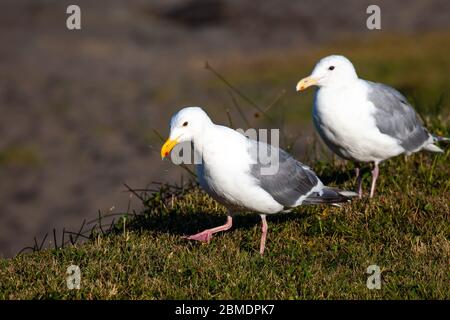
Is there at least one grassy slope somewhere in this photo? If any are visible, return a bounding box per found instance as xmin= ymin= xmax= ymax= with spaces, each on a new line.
xmin=1 ymin=153 xmax=449 ymax=299
xmin=1 ymin=33 xmax=449 ymax=299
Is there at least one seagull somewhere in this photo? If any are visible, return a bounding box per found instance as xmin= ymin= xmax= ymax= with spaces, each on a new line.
xmin=161 ymin=106 xmax=357 ymax=255
xmin=296 ymin=55 xmax=448 ymax=198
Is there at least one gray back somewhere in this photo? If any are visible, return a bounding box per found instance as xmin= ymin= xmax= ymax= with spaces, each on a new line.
xmin=249 ymin=140 xmax=319 ymax=207
xmin=368 ymin=81 xmax=430 ymax=152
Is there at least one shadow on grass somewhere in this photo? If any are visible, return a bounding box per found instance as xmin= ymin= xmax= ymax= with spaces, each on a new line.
xmin=317 ymin=162 xmax=376 ymax=187
xmin=117 ymin=168 xmax=358 ymax=242
xmin=125 ymin=205 xmax=313 ymax=238
xmin=319 ymin=169 xmax=355 ymax=186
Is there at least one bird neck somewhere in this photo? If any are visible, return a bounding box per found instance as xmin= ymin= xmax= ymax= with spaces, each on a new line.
xmin=191 ymin=122 xmax=217 ymax=158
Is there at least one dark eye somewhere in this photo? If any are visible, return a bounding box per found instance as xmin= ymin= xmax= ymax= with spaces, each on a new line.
xmin=182 ymin=121 xmax=188 ymax=127
xmin=328 ymin=66 xmax=335 ymax=70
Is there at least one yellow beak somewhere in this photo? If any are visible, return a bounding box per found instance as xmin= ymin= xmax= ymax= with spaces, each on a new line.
xmin=161 ymin=138 xmax=179 ymax=159
xmin=296 ymin=76 xmax=318 ymax=92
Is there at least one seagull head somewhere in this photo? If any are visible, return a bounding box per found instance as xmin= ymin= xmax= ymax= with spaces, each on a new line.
xmin=161 ymin=106 xmax=212 ymax=159
xmin=296 ymin=55 xmax=358 ymax=91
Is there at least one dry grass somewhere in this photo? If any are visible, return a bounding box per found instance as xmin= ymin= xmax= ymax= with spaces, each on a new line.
xmin=1 ymin=32 xmax=449 ymax=300
xmin=0 ymin=149 xmax=449 ymax=299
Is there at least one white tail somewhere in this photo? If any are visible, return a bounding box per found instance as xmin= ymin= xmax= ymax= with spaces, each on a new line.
xmin=423 ymin=143 xmax=444 ymax=153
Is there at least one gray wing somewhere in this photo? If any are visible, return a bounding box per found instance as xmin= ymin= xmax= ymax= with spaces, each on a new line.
xmin=367 ymin=81 xmax=431 ymax=152
xmin=248 ymin=140 xmax=320 ymax=207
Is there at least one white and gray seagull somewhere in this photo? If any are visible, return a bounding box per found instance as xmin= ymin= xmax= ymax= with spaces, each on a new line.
xmin=296 ymin=55 xmax=448 ymax=198
xmin=161 ymin=107 xmax=356 ymax=255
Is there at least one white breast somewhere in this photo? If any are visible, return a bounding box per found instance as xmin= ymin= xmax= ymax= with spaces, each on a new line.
xmin=313 ymin=81 xmax=404 ymax=163
xmin=195 ymin=126 xmax=284 ymax=214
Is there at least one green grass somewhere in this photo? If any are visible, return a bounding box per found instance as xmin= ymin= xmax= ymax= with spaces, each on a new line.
xmin=1 ymin=32 xmax=449 ymax=299
xmin=0 ymin=150 xmax=449 ymax=299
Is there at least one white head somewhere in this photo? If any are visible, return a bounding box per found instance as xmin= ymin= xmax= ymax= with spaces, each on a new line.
xmin=161 ymin=106 xmax=213 ymax=158
xmin=296 ymin=55 xmax=358 ymax=91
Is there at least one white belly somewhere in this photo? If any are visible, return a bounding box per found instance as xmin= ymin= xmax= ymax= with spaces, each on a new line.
xmin=196 ymin=135 xmax=283 ymax=214
xmin=313 ymin=85 xmax=404 ymax=163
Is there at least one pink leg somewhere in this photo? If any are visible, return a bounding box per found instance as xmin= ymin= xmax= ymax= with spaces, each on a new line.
xmin=369 ymin=162 xmax=379 ymax=198
xmin=259 ymin=215 xmax=268 ymax=255
xmin=184 ymin=215 xmax=232 ymax=243
xmin=355 ymin=166 xmax=363 ymax=198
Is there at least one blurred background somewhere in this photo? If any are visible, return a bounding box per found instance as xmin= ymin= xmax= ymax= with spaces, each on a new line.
xmin=0 ymin=0 xmax=449 ymax=257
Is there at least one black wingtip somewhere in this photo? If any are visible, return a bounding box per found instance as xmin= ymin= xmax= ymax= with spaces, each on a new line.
xmin=302 ymin=187 xmax=357 ymax=205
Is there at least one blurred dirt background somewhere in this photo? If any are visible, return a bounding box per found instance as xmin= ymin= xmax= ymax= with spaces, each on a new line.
xmin=0 ymin=0 xmax=449 ymax=257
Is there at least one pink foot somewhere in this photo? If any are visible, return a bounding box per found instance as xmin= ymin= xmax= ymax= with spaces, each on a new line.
xmin=183 ymin=230 xmax=213 ymax=243
xmin=182 ymin=216 xmax=233 ymax=244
